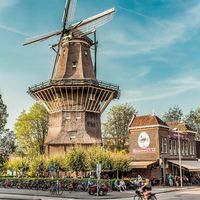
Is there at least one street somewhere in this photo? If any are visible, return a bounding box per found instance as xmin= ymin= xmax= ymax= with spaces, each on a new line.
xmin=0 ymin=188 xmax=199 ymax=200
xmin=156 ymin=188 xmax=200 ymax=200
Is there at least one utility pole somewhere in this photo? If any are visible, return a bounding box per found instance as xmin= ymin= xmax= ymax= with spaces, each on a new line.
xmin=178 ymin=130 xmax=183 ymax=187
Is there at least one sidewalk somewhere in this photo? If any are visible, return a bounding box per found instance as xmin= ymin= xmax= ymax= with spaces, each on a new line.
xmin=152 ymin=186 xmax=198 ymax=194
xmin=0 ymin=186 xmax=198 ymax=199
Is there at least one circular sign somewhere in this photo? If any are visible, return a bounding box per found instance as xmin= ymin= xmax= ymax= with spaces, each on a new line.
xmin=49 ymin=165 xmax=54 ymax=172
xmin=138 ymin=132 xmax=150 ymax=149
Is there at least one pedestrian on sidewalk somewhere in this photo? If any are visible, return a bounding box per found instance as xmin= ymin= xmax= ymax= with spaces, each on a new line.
xmin=168 ymin=173 xmax=174 ymax=187
xmin=175 ymin=176 xmax=179 ymax=187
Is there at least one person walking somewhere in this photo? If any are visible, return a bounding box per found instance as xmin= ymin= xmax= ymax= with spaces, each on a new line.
xmin=168 ymin=174 xmax=174 ymax=186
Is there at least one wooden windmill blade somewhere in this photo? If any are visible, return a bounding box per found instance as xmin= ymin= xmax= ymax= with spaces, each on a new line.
xmin=72 ymin=8 xmax=115 ymax=36
xmin=23 ymin=30 xmax=62 ymax=46
xmin=62 ymin=0 xmax=77 ymax=27
xmin=51 ymin=0 xmax=78 ymax=79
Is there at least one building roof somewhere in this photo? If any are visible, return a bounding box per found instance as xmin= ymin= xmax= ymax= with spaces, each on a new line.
xmin=166 ymin=121 xmax=195 ymax=132
xmin=129 ymin=114 xmax=168 ymax=128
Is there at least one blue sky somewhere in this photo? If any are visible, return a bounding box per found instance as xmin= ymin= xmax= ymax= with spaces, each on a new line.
xmin=1 ymin=0 xmax=200 ymax=130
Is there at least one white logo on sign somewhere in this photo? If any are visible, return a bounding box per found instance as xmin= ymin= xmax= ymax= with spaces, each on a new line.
xmin=138 ymin=132 xmax=150 ymax=149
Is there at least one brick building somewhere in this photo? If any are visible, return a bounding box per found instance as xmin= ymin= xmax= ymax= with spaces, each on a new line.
xmin=128 ymin=114 xmax=200 ymax=181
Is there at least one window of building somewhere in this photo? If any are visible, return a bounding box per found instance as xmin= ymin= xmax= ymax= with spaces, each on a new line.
xmin=72 ymin=61 xmax=77 ymax=68
xmin=161 ymin=138 xmax=168 ymax=153
xmin=66 ymin=112 xmax=70 ymax=119
xmin=76 ymin=112 xmax=81 ymax=119
xmin=185 ymin=141 xmax=189 ymax=156
xmin=173 ymin=140 xmax=177 ymax=155
xmin=192 ymin=142 xmax=195 ymax=155
xmin=169 ymin=139 xmax=173 ymax=155
xmin=84 ymin=50 xmax=88 ymax=56
xmin=189 ymin=142 xmax=192 ymax=155
xmin=181 ymin=141 xmax=185 ymax=155
xmin=164 ymin=138 xmax=168 ymax=153
xmin=160 ymin=138 xmax=163 ymax=153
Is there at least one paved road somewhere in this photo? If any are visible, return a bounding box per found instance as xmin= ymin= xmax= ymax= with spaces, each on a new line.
xmin=0 ymin=188 xmax=199 ymax=200
xmin=156 ymin=188 xmax=200 ymax=200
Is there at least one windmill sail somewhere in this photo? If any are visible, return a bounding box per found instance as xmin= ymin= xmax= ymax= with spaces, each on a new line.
xmin=23 ymin=30 xmax=62 ymax=46
xmin=62 ymin=0 xmax=77 ymax=27
xmin=72 ymin=8 xmax=115 ymax=35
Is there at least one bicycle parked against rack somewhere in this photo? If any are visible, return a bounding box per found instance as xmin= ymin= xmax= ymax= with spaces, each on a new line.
xmin=50 ymin=180 xmax=63 ymax=196
xmin=133 ymin=189 xmax=157 ymax=200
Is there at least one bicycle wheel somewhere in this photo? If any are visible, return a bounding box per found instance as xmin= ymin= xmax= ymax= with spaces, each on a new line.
xmin=149 ymin=195 xmax=157 ymax=200
xmin=57 ymin=187 xmax=63 ymax=195
xmin=50 ymin=187 xmax=55 ymax=195
xmin=133 ymin=195 xmax=143 ymax=200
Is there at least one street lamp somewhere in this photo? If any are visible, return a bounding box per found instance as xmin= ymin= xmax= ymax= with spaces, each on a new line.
xmin=174 ymin=127 xmax=183 ymax=187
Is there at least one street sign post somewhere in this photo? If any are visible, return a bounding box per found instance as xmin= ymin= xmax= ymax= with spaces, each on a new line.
xmin=96 ymin=164 xmax=102 ymax=196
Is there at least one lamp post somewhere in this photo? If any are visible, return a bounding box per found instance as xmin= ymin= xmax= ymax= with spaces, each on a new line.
xmin=177 ymin=130 xmax=183 ymax=187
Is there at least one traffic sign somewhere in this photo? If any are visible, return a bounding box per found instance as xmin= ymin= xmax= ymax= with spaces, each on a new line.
xmin=49 ymin=164 xmax=54 ymax=172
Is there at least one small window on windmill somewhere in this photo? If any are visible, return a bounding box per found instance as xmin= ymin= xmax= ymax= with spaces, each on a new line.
xmin=76 ymin=112 xmax=81 ymax=119
xmin=72 ymin=61 xmax=77 ymax=68
xmin=84 ymin=50 xmax=88 ymax=56
xmin=66 ymin=113 xmax=71 ymax=120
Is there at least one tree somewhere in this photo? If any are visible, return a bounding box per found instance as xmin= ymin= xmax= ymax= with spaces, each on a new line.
xmin=0 ymin=94 xmax=15 ymax=169
xmin=185 ymin=108 xmax=200 ymax=137
xmin=103 ymin=103 xmax=137 ymax=151
xmin=6 ymin=156 xmax=29 ymax=177
xmin=15 ymin=103 xmax=48 ymax=157
xmin=162 ymin=105 xmax=183 ymax=122
xmin=111 ymin=150 xmax=130 ymax=179
xmin=66 ymin=147 xmax=87 ymax=176
xmin=0 ymin=94 xmax=8 ymax=130
xmin=86 ymin=146 xmax=112 ymax=171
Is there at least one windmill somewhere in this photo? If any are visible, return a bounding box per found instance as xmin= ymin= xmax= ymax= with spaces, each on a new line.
xmin=24 ymin=0 xmax=120 ymax=156
xmin=24 ymin=0 xmax=114 ymax=78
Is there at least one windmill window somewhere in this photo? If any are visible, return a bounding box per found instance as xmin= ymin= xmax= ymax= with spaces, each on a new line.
xmin=72 ymin=61 xmax=77 ymax=68
xmin=66 ymin=113 xmax=71 ymax=120
xmin=76 ymin=112 xmax=81 ymax=119
xmin=84 ymin=50 xmax=88 ymax=56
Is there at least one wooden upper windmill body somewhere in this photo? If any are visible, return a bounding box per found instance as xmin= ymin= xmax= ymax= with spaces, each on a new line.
xmin=24 ymin=0 xmax=120 ymax=155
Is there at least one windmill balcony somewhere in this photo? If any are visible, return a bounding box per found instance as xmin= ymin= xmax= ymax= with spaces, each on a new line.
xmin=28 ymin=78 xmax=120 ymax=114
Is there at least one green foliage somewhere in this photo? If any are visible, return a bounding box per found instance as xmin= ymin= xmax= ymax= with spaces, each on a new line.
xmin=0 ymin=94 xmax=8 ymax=131
xmin=111 ymin=150 xmax=130 ymax=171
xmin=162 ymin=105 xmax=183 ymax=122
xmin=7 ymin=157 xmax=29 ymax=176
xmin=103 ymin=103 xmax=137 ymax=151
xmin=15 ymin=103 xmax=48 ymax=157
xmin=66 ymin=147 xmax=87 ymax=173
xmin=0 ymin=152 xmax=9 ymax=171
xmin=185 ymin=108 xmax=200 ymax=137
xmin=46 ymin=154 xmax=68 ymax=171
xmin=29 ymin=155 xmax=46 ymax=177
xmin=4 ymin=147 xmax=130 ymax=177
xmin=0 ymin=94 xmax=15 ymax=170
xmin=86 ymin=146 xmax=112 ymax=171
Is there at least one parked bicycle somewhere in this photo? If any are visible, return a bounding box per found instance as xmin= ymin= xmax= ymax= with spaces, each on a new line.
xmin=50 ymin=180 xmax=63 ymax=196
xmin=133 ymin=189 xmax=157 ymax=200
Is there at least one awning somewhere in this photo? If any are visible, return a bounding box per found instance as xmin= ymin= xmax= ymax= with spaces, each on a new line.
xmin=168 ymin=160 xmax=200 ymax=172
xmin=129 ymin=161 xmax=156 ymax=169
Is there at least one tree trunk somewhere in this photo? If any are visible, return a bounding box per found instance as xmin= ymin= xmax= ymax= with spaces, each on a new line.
xmin=117 ymin=170 xmax=119 ymax=179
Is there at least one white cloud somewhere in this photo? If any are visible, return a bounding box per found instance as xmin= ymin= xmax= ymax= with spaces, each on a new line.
xmin=121 ymin=75 xmax=200 ymax=102
xmin=0 ymin=24 xmax=29 ymax=36
xmin=0 ymin=0 xmax=18 ymax=7
xmin=101 ymin=3 xmax=200 ymax=58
